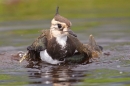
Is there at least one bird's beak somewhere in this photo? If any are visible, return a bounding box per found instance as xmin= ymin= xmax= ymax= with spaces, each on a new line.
xmin=64 ymin=29 xmax=77 ymax=37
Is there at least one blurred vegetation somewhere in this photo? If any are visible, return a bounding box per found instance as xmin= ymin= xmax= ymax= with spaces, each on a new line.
xmin=0 ymin=74 xmax=11 ymax=80
xmin=0 ymin=73 xmax=28 ymax=86
xmin=0 ymin=0 xmax=130 ymax=21
xmin=80 ymin=69 xmax=130 ymax=86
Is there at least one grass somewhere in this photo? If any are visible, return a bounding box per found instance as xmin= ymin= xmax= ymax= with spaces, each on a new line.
xmin=5 ymin=28 xmax=42 ymax=35
xmin=0 ymin=74 xmax=11 ymax=80
xmin=80 ymin=69 xmax=130 ymax=86
xmin=0 ymin=74 xmax=28 ymax=86
xmin=72 ymin=22 xmax=101 ymax=31
xmin=0 ymin=0 xmax=130 ymax=21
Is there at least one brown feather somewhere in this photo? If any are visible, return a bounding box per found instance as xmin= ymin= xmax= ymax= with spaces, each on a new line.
xmin=54 ymin=14 xmax=71 ymax=27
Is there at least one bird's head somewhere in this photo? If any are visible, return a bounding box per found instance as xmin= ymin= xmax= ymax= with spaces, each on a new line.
xmin=50 ymin=7 xmax=77 ymax=37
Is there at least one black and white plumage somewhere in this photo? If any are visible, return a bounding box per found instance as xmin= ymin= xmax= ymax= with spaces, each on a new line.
xmin=39 ymin=7 xmax=78 ymax=64
xmin=41 ymin=35 xmax=76 ymax=64
xmin=25 ymin=7 xmax=103 ymax=65
xmin=26 ymin=7 xmax=79 ymax=64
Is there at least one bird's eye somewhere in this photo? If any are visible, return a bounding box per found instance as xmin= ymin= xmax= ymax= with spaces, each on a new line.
xmin=57 ymin=24 xmax=62 ymax=28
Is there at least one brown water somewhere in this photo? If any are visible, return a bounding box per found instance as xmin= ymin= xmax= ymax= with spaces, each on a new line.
xmin=0 ymin=18 xmax=130 ymax=86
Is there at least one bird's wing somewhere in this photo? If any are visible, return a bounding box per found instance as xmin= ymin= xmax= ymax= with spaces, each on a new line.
xmin=26 ymin=30 xmax=49 ymax=61
xmin=67 ymin=34 xmax=92 ymax=63
xmin=65 ymin=52 xmax=90 ymax=64
xmin=88 ymin=34 xmax=103 ymax=51
xmin=27 ymin=34 xmax=47 ymax=52
xmin=84 ymin=34 xmax=103 ymax=58
xmin=66 ymin=34 xmax=103 ymax=64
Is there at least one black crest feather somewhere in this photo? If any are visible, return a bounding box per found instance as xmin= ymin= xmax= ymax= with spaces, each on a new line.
xmin=56 ymin=6 xmax=59 ymax=15
xmin=54 ymin=6 xmax=72 ymax=27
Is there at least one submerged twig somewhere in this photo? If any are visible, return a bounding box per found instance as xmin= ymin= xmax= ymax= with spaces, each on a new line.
xmin=19 ymin=52 xmax=27 ymax=63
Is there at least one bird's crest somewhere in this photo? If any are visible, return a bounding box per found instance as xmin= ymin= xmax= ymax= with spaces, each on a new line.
xmin=53 ymin=6 xmax=72 ymax=27
xmin=55 ymin=6 xmax=59 ymax=15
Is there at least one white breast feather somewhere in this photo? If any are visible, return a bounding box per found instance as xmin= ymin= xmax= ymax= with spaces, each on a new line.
xmin=40 ymin=50 xmax=62 ymax=64
xmin=56 ymin=36 xmax=67 ymax=48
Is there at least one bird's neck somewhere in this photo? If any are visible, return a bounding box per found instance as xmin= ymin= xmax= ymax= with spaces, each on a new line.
xmin=50 ymin=29 xmax=68 ymax=48
xmin=56 ymin=35 xmax=67 ymax=48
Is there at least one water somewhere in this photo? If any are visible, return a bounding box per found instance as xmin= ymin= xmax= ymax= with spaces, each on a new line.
xmin=0 ymin=18 xmax=130 ymax=86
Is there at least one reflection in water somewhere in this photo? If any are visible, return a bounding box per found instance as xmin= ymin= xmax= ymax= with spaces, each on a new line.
xmin=26 ymin=62 xmax=86 ymax=86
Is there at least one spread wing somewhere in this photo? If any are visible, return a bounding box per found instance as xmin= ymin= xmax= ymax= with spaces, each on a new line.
xmin=66 ymin=35 xmax=92 ymax=64
xmin=84 ymin=34 xmax=103 ymax=58
xmin=66 ymin=34 xmax=103 ymax=64
xmin=26 ymin=32 xmax=47 ymax=61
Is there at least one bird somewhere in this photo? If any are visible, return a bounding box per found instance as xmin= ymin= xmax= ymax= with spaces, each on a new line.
xmin=41 ymin=7 xmax=82 ymax=64
xmin=20 ymin=7 xmax=103 ymax=65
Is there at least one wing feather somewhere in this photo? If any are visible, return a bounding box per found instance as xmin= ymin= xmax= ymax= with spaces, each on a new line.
xmin=26 ymin=30 xmax=48 ymax=61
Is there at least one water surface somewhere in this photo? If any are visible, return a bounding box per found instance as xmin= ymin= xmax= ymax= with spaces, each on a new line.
xmin=0 ymin=18 xmax=130 ymax=86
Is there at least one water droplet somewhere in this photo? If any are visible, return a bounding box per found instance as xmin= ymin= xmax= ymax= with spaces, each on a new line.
xmin=45 ymin=81 xmax=51 ymax=84
xmin=19 ymin=53 xmax=22 ymax=57
xmin=45 ymin=75 xmax=49 ymax=78
xmin=72 ymin=74 xmax=75 ymax=77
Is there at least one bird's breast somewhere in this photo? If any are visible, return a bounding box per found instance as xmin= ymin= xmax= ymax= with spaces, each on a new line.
xmin=46 ymin=37 xmax=76 ymax=60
